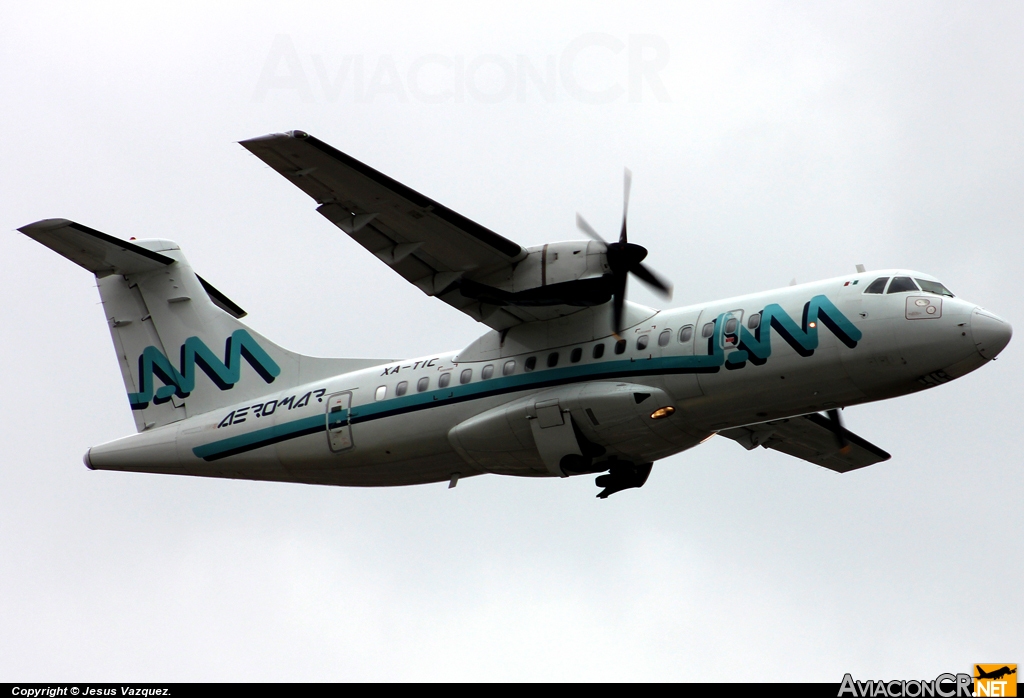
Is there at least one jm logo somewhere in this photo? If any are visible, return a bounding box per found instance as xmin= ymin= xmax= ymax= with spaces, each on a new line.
xmin=707 ymin=295 xmax=863 ymax=371
xmin=128 ymin=330 xmax=280 ymax=410
xmin=720 ymin=292 xmax=864 ymax=370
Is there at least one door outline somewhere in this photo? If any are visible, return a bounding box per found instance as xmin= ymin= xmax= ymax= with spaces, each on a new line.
xmin=722 ymin=308 xmax=744 ymax=349
xmin=326 ymin=391 xmax=354 ymax=453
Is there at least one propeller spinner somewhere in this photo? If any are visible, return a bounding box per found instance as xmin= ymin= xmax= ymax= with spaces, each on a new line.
xmin=576 ymin=168 xmax=673 ymax=334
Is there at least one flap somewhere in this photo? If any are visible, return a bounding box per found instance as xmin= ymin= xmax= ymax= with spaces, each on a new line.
xmin=719 ymin=412 xmax=891 ymax=473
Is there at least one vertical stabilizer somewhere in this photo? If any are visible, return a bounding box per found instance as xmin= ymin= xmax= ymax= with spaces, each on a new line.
xmin=19 ymin=219 xmax=389 ymax=432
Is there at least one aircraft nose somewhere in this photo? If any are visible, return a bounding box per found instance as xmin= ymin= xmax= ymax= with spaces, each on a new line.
xmin=971 ymin=308 xmax=1012 ymax=360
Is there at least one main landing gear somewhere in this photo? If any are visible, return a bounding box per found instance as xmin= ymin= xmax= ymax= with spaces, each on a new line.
xmin=595 ymin=461 xmax=653 ymax=499
xmin=554 ymin=423 xmax=653 ymax=499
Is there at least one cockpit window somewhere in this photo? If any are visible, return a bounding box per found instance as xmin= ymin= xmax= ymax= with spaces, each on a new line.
xmin=887 ymin=276 xmax=919 ymax=294
xmin=915 ymin=279 xmax=955 ymax=298
xmin=864 ymin=277 xmax=889 ymax=294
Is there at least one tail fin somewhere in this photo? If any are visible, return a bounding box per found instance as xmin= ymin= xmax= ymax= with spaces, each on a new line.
xmin=19 ymin=219 xmax=389 ymax=432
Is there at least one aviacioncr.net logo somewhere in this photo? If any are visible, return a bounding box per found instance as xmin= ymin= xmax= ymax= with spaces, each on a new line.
xmin=839 ymin=673 xmax=974 ymax=698
xmin=974 ymin=665 xmax=1017 ymax=697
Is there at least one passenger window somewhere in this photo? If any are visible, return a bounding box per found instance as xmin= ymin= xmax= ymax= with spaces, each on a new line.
xmin=570 ymin=347 xmax=582 ymax=363
xmin=915 ymin=279 xmax=955 ymax=298
xmin=887 ymin=276 xmax=919 ymax=294
xmin=724 ymin=318 xmax=738 ymax=334
xmin=547 ymin=352 xmax=559 ymax=367
xmin=748 ymin=313 xmax=761 ymax=330
xmin=678 ymin=326 xmax=693 ymax=343
xmin=417 ymin=376 xmax=429 ymax=392
xmin=592 ymin=343 xmax=605 ymax=359
xmin=460 ymin=369 xmax=473 ymax=384
xmin=658 ymin=329 xmax=671 ymax=347
xmin=637 ymin=335 xmax=649 ymax=350
xmin=481 ymin=364 xmax=494 ymax=380
xmin=614 ymin=339 xmax=627 ymax=354
xmin=438 ymin=372 xmax=451 ymax=388
xmin=395 ymin=381 xmax=408 ymax=396
xmin=502 ymin=360 xmax=516 ymax=376
xmin=864 ymin=277 xmax=889 ymax=294
xmin=701 ymin=322 xmax=715 ymax=338
xmin=374 ymin=385 xmax=387 ymax=401
xmin=524 ymin=356 xmax=537 ymax=372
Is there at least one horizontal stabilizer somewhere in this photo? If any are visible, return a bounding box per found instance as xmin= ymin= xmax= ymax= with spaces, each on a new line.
xmin=720 ymin=413 xmax=891 ymax=473
xmin=18 ymin=218 xmax=173 ymax=277
xmin=20 ymin=218 xmax=248 ymax=319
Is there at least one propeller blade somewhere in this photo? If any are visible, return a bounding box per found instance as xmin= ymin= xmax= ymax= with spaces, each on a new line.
xmin=585 ymin=167 xmax=674 ymax=333
xmin=826 ymin=408 xmax=849 ymax=451
xmin=612 ymin=272 xmax=627 ymax=335
xmin=631 ymin=262 xmax=673 ymax=299
xmin=620 ymin=167 xmax=632 ymax=244
xmin=576 ymin=213 xmax=607 ymax=244
xmin=826 ymin=408 xmax=844 ymax=429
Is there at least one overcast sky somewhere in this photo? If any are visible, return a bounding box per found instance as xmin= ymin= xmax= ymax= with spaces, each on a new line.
xmin=1 ymin=1 xmax=1021 ymax=682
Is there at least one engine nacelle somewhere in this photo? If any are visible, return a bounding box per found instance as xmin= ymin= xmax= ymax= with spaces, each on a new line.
xmin=514 ymin=240 xmax=608 ymax=290
xmin=470 ymin=240 xmax=609 ymax=298
xmin=448 ymin=382 xmax=696 ymax=477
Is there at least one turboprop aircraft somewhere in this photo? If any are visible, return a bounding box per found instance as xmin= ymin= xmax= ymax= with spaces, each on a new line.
xmin=18 ymin=130 xmax=1013 ymax=498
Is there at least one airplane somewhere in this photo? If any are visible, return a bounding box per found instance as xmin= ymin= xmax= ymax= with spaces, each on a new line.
xmin=975 ymin=666 xmax=1017 ymax=681
xmin=18 ymin=130 xmax=1013 ymax=498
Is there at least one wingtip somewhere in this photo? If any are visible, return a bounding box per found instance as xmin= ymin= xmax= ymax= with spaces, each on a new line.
xmin=239 ymin=130 xmax=310 ymax=148
xmin=17 ymin=218 xmax=76 ymax=235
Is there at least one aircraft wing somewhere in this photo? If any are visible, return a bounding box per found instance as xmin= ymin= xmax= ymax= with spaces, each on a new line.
xmin=240 ymin=130 xmax=535 ymax=330
xmin=718 ymin=413 xmax=891 ymax=473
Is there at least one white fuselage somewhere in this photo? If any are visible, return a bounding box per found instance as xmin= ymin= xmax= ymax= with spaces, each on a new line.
xmin=84 ymin=269 xmax=1009 ymax=487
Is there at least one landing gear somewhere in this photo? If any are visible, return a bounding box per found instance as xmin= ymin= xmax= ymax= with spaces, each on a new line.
xmin=595 ymin=461 xmax=652 ymax=499
xmin=557 ymin=418 xmax=609 ymax=475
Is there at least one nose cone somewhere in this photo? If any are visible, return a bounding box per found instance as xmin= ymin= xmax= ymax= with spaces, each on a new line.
xmin=972 ymin=309 xmax=1012 ymax=360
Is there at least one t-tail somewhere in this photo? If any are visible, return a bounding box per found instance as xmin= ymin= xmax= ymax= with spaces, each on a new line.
xmin=19 ymin=219 xmax=387 ymax=432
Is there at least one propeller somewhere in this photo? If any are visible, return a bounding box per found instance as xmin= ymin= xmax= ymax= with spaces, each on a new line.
xmin=576 ymin=168 xmax=673 ymax=334
xmin=826 ymin=408 xmax=851 ymax=454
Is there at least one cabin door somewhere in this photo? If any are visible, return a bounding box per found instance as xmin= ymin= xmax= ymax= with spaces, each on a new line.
xmin=326 ymin=391 xmax=353 ymax=452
